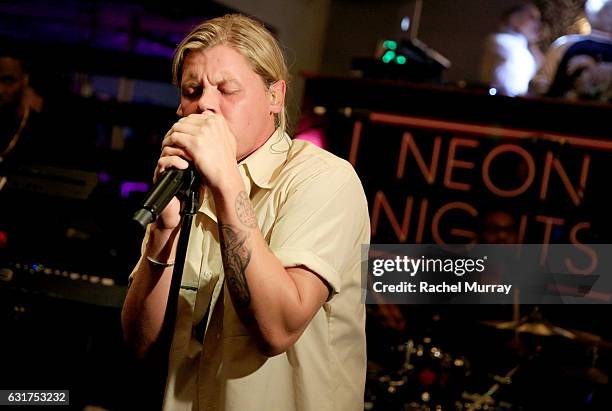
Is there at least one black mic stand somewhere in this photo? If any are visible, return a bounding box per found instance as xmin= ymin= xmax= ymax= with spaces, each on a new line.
xmin=144 ymin=168 xmax=199 ymax=410
xmin=163 ymin=167 xmax=199 ymax=342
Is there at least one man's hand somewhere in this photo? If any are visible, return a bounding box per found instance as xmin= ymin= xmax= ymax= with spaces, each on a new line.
xmin=153 ymin=113 xmax=237 ymax=229
xmin=161 ymin=113 xmax=238 ymax=190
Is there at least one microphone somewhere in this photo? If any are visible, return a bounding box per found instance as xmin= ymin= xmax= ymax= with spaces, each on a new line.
xmin=132 ymin=168 xmax=189 ymax=228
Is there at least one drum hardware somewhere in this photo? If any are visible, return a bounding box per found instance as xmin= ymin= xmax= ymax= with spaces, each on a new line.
xmin=478 ymin=306 xmax=612 ymax=409
xmin=366 ymin=334 xmax=472 ymax=410
xmin=367 ymin=305 xmax=612 ymax=410
xmin=461 ymin=365 xmax=518 ymax=411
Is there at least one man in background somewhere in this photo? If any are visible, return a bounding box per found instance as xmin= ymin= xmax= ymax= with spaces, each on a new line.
xmin=530 ymin=0 xmax=612 ymax=101
xmin=0 ymin=46 xmax=44 ymax=165
xmin=480 ymin=2 xmax=543 ymax=96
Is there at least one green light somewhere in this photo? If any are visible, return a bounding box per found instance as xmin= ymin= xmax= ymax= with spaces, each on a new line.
xmin=382 ymin=50 xmax=396 ymax=63
xmin=395 ymin=55 xmax=407 ymax=64
xmin=383 ymin=40 xmax=397 ymax=51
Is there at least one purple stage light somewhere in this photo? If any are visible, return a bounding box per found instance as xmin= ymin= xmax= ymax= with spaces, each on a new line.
xmin=120 ymin=181 xmax=150 ymax=199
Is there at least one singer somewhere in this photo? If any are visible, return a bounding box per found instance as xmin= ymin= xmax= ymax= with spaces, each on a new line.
xmin=121 ymin=14 xmax=370 ymax=411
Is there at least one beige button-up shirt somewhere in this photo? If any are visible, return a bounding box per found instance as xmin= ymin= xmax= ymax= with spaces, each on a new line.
xmin=151 ymin=130 xmax=369 ymax=411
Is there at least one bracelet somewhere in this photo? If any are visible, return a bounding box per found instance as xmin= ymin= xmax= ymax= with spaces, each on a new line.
xmin=146 ymin=255 xmax=175 ymax=268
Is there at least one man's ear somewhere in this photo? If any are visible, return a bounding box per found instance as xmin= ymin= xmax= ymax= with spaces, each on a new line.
xmin=269 ymin=80 xmax=286 ymax=114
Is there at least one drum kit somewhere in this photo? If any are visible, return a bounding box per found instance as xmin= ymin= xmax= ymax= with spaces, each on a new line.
xmin=365 ymin=307 xmax=612 ymax=410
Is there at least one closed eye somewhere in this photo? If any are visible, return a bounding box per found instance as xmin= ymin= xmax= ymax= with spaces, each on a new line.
xmin=181 ymin=85 xmax=202 ymax=99
xmin=219 ymin=87 xmax=240 ymax=95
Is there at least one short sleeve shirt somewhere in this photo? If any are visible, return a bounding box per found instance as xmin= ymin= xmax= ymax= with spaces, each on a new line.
xmin=154 ymin=130 xmax=370 ymax=411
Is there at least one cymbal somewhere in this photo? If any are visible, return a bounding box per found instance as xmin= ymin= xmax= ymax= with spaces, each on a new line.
xmin=481 ymin=320 xmax=612 ymax=349
xmin=480 ymin=320 xmax=574 ymax=338
xmin=566 ymin=328 xmax=612 ymax=350
xmin=518 ymin=323 xmax=575 ymax=339
xmin=562 ymin=366 xmax=609 ymax=385
xmin=480 ymin=320 xmax=516 ymax=330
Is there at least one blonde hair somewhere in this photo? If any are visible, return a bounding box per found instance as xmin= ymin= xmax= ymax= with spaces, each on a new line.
xmin=173 ymin=14 xmax=289 ymax=133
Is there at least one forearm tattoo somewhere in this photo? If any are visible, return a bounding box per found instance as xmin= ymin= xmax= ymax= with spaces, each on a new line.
xmin=235 ymin=191 xmax=258 ymax=228
xmin=220 ymin=191 xmax=258 ymax=309
xmin=219 ymin=223 xmax=252 ymax=308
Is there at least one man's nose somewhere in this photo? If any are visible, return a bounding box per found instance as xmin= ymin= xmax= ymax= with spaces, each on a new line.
xmin=197 ymin=89 xmax=219 ymax=114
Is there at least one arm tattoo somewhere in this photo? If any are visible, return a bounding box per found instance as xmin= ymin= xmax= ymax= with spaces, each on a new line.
xmin=219 ymin=223 xmax=252 ymax=308
xmin=235 ymin=191 xmax=258 ymax=228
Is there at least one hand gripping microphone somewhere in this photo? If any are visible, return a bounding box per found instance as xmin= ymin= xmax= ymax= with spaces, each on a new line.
xmin=132 ymin=168 xmax=189 ymax=228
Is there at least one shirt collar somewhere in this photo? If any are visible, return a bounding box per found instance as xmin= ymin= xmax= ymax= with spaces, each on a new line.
xmin=238 ymin=128 xmax=292 ymax=190
xmin=197 ymin=129 xmax=291 ymax=222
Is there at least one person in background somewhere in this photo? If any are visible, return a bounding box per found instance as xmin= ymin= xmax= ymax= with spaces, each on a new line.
xmin=0 ymin=46 xmax=44 ymax=166
xmin=480 ymin=2 xmax=543 ymax=96
xmin=479 ymin=210 xmax=518 ymax=245
xmin=530 ymin=0 xmax=612 ymax=101
xmin=121 ymin=14 xmax=370 ymax=411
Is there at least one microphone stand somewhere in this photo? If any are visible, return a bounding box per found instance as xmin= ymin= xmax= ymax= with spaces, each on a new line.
xmin=146 ymin=168 xmax=199 ymax=410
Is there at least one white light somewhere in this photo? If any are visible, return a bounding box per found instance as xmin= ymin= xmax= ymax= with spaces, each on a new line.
xmin=586 ymin=0 xmax=606 ymax=15
xmin=489 ymin=88 xmax=498 ymax=96
xmin=401 ymin=16 xmax=410 ymax=32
